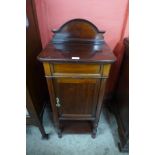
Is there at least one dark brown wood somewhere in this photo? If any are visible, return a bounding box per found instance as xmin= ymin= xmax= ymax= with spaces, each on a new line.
xmin=26 ymin=0 xmax=48 ymax=138
xmin=38 ymin=19 xmax=116 ymax=138
xmin=37 ymin=42 xmax=115 ymax=63
xmin=113 ymin=38 xmax=129 ymax=152
xmin=52 ymin=19 xmax=105 ymax=44
xmin=26 ymin=88 xmax=48 ymax=139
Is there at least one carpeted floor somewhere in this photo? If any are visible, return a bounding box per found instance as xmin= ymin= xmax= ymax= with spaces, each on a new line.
xmin=26 ymin=105 xmax=129 ymax=155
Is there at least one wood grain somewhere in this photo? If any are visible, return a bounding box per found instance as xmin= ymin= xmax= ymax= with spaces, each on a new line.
xmin=53 ymin=64 xmax=100 ymax=73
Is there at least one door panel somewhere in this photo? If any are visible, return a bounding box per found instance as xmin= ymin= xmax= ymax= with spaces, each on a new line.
xmin=53 ymin=78 xmax=101 ymax=117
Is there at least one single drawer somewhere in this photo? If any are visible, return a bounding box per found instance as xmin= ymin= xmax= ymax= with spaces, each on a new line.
xmin=53 ymin=64 xmax=101 ymax=74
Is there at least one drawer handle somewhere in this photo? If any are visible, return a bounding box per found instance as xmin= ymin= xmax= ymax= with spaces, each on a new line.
xmin=56 ymin=97 xmax=61 ymax=107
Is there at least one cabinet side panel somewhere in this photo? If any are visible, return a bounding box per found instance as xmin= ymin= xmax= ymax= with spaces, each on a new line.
xmin=103 ymin=64 xmax=111 ymax=76
xmin=43 ymin=62 xmax=51 ymax=76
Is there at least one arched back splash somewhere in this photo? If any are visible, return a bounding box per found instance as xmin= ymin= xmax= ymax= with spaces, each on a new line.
xmin=52 ymin=19 xmax=105 ymax=44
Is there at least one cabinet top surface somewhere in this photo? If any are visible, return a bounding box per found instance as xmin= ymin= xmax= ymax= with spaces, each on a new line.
xmin=37 ymin=19 xmax=116 ymax=64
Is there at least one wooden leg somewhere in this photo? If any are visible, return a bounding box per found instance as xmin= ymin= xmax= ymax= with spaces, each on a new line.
xmin=26 ymin=88 xmax=48 ymax=139
xmin=56 ymin=121 xmax=62 ymax=138
xmin=38 ymin=122 xmax=49 ymax=139
xmin=58 ymin=128 xmax=62 ymax=138
xmin=91 ymin=122 xmax=98 ymax=138
xmin=118 ymin=138 xmax=129 ymax=152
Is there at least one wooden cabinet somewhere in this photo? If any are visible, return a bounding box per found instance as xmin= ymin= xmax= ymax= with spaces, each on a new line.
xmin=26 ymin=0 xmax=48 ymax=138
xmin=110 ymin=38 xmax=129 ymax=152
xmin=113 ymin=38 xmax=129 ymax=152
xmin=38 ymin=19 xmax=116 ymax=138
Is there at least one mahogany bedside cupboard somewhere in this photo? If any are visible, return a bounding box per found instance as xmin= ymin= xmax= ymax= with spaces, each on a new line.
xmin=37 ymin=19 xmax=116 ymax=138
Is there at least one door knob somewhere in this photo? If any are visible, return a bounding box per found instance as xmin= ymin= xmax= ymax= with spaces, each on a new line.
xmin=56 ymin=97 xmax=61 ymax=107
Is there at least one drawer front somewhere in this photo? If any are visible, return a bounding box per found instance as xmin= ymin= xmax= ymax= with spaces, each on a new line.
xmin=43 ymin=62 xmax=111 ymax=78
xmin=53 ymin=64 xmax=101 ymax=74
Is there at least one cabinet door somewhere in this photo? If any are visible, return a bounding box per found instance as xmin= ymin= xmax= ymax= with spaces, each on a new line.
xmin=53 ymin=78 xmax=101 ymax=118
